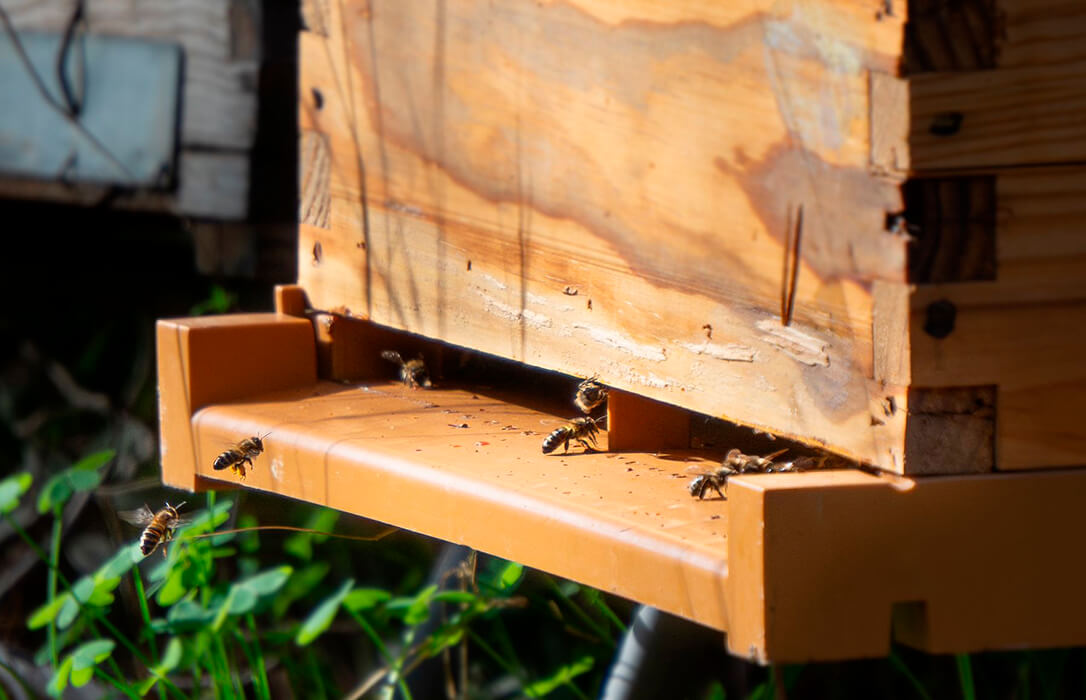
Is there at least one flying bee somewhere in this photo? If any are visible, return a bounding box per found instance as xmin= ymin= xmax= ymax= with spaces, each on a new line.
xmin=213 ymin=433 xmax=269 ymax=479
xmin=574 ymin=376 xmax=608 ymax=415
xmin=381 ymin=350 xmax=432 ymax=388
xmin=119 ymin=502 xmax=189 ymax=557
xmin=542 ymin=416 xmax=601 ymax=454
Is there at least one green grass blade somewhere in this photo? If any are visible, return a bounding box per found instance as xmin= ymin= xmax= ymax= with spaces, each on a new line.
xmin=956 ymin=654 xmax=976 ymax=700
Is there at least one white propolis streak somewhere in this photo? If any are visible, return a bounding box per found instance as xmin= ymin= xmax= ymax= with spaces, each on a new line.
xmin=474 ymin=290 xmax=552 ymax=329
xmin=572 ymin=324 xmax=666 ymax=362
xmin=679 ymin=341 xmax=757 ymax=362
xmin=754 ymin=319 xmax=830 ymax=367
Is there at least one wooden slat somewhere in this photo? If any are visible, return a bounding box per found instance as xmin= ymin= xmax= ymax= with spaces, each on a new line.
xmin=997 ymin=166 xmax=1086 ymax=303
xmin=904 ymin=164 xmax=1086 ymax=468
xmin=904 ymin=0 xmax=1086 ymax=73
xmin=998 ymin=0 xmax=1086 ymax=69
xmin=0 ymin=149 xmax=248 ymax=219
xmin=909 ymin=60 xmax=1086 ymax=171
xmin=909 ymin=294 xmax=1086 ymax=470
xmin=4 ymin=0 xmax=259 ymax=150
xmin=298 ymin=0 xmax=910 ymax=470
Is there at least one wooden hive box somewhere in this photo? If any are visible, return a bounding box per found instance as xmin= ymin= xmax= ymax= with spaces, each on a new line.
xmin=295 ymin=0 xmax=1086 ymax=475
xmin=156 ymin=0 xmax=1086 ymax=664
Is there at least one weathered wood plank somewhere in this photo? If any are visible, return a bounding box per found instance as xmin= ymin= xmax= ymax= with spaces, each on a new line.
xmin=903 ymin=387 xmax=995 ymax=474
xmin=905 ymin=0 xmax=1086 ymax=73
xmin=1000 ymin=378 xmax=1086 ymax=469
xmin=298 ymin=0 xmax=910 ymax=470
xmin=4 ymin=0 xmax=258 ymax=151
xmin=998 ymin=166 xmax=1086 ymax=302
xmin=0 ymin=150 xmax=248 ymax=219
xmin=909 ymin=60 xmax=1086 ymax=171
xmin=998 ymin=0 xmax=1086 ymax=69
xmin=909 ymin=295 xmax=1086 ymax=470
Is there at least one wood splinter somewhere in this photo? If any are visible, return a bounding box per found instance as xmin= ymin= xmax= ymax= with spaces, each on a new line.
xmin=780 ymin=203 xmax=803 ymax=327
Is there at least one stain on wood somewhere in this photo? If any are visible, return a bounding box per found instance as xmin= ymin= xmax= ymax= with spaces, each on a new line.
xmin=904 ymin=386 xmax=995 ymax=475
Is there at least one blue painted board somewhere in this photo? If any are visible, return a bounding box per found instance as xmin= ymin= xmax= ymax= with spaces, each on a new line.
xmin=0 ymin=31 xmax=181 ymax=186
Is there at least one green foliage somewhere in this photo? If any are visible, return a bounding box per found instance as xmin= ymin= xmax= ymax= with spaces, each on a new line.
xmin=957 ymin=654 xmax=976 ymax=700
xmin=10 ymin=449 xmax=623 ymax=700
xmin=283 ymin=508 xmax=339 ymax=560
xmin=188 ymin=284 xmax=237 ymax=316
xmin=137 ymin=637 xmax=183 ymax=696
xmin=523 ymin=656 xmax=594 ymax=698
xmin=0 ymin=472 xmax=31 ymax=513
xmin=37 ymin=449 xmax=114 ymax=513
xmin=295 ymin=578 xmax=354 ymax=646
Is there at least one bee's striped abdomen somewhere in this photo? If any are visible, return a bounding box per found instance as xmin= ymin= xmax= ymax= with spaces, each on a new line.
xmin=541 ymin=427 xmax=570 ymax=454
xmin=140 ymin=523 xmax=166 ymax=555
xmin=213 ymin=448 xmax=242 ymax=470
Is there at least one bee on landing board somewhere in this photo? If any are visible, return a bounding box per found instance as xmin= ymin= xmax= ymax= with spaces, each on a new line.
xmin=381 ymin=350 xmax=432 ymax=388
xmin=213 ymin=434 xmax=268 ymax=479
xmin=574 ymin=376 xmax=608 ymax=415
xmin=688 ymin=448 xmax=791 ymax=500
xmin=120 ymin=502 xmax=189 ymax=557
xmin=542 ymin=416 xmax=601 ymax=454
xmin=688 ymin=465 xmax=738 ymax=500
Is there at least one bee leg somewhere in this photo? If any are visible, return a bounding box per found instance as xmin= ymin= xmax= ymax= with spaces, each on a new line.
xmin=577 ymin=438 xmax=597 ymax=453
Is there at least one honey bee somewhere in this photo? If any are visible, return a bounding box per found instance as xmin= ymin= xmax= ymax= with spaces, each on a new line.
xmin=213 ymin=434 xmax=268 ymax=479
xmin=688 ymin=448 xmax=790 ymax=500
xmin=542 ymin=416 xmax=601 ymax=454
xmin=574 ymin=376 xmax=608 ymax=415
xmin=381 ymin=350 xmax=432 ymax=388
xmin=119 ymin=502 xmax=189 ymax=557
xmin=688 ymin=465 xmax=738 ymax=500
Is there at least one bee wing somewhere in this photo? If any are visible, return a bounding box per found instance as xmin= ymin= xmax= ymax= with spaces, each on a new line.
xmin=380 ymin=350 xmax=404 ymax=365
xmin=118 ymin=505 xmax=155 ymax=527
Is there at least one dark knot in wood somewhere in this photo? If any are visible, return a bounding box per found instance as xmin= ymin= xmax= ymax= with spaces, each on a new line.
xmin=923 ymin=299 xmax=957 ymax=339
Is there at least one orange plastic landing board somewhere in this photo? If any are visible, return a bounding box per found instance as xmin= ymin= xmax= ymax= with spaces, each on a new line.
xmin=188 ymin=381 xmax=733 ymax=632
xmin=157 ymin=313 xmax=1086 ymax=663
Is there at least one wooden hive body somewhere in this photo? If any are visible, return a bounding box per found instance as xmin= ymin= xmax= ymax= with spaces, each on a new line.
xmin=297 ymin=0 xmax=1086 ymax=474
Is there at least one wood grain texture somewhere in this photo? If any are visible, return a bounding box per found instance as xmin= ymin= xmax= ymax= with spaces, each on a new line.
xmin=997 ymin=0 xmax=1086 ymax=69
xmin=905 ymin=176 xmax=996 ymax=283
xmin=299 ymin=0 xmax=909 ymax=470
xmin=909 ymin=60 xmax=1086 ymax=171
xmin=909 ymin=294 xmax=1086 ymax=469
xmin=300 ymin=130 xmax=331 ymax=229
xmin=903 ymin=387 xmax=995 ymax=474
xmin=997 ymin=166 xmax=1086 ymax=303
xmin=904 ymin=0 xmax=1086 ymax=73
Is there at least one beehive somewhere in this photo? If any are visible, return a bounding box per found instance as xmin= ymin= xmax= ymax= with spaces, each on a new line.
xmin=157 ymin=0 xmax=1086 ymax=663
xmin=296 ymin=0 xmax=1086 ymax=475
